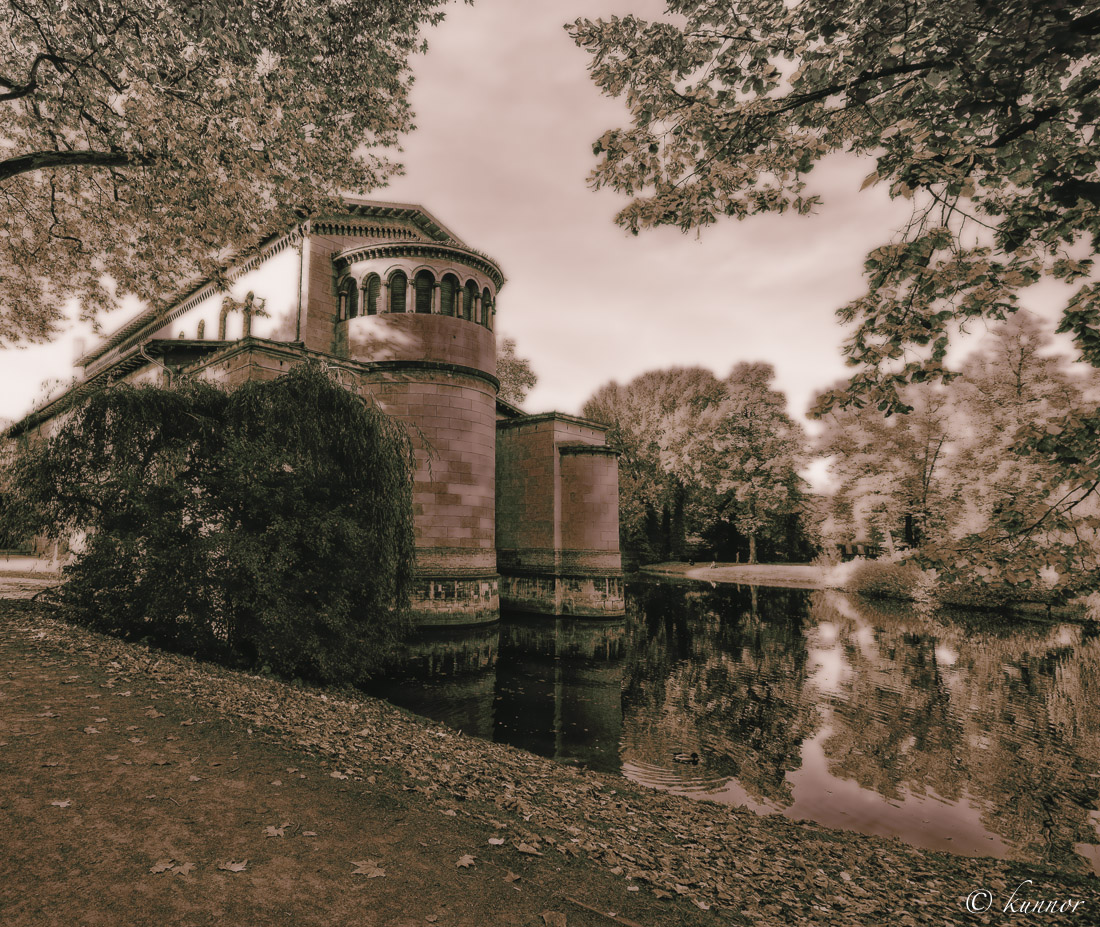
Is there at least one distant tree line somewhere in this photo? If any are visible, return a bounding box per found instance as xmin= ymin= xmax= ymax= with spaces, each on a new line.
xmin=583 ymin=363 xmax=814 ymax=566
xmin=816 ymin=313 xmax=1100 ymax=595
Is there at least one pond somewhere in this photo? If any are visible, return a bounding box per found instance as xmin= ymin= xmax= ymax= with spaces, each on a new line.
xmin=370 ymin=579 xmax=1100 ymax=875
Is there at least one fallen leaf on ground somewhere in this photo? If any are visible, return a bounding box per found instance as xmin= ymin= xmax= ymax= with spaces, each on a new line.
xmin=83 ymin=727 xmax=99 ymax=734
xmin=540 ymin=912 xmax=567 ymax=927
xmin=488 ymin=837 xmax=505 ymax=846
xmin=264 ymin=823 xmax=287 ymax=838
xmin=218 ymin=860 xmax=247 ymax=872
xmin=50 ymin=800 xmax=71 ymax=808
xmin=150 ymin=860 xmax=174 ymax=874
xmin=188 ymin=775 xmax=201 ymax=782
xmin=270 ymin=779 xmax=282 ymax=786
xmin=504 ymin=872 xmax=521 ymax=883
xmin=171 ymin=862 xmax=195 ymax=876
xmin=303 ymin=831 xmax=317 ymax=837
xmin=180 ymin=719 xmax=195 ymax=726
xmin=441 ymin=809 xmax=456 ymax=817
xmin=351 ymin=860 xmax=385 ymax=877
xmin=516 ymin=843 xmax=543 ymax=856
xmin=456 ymin=855 xmax=475 ymax=868
xmin=694 ymin=900 xmax=711 ymax=910
xmin=330 ymin=771 xmax=348 ymax=780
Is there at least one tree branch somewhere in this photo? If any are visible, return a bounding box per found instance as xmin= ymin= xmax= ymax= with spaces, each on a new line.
xmin=0 ymin=51 xmax=68 ymax=102
xmin=0 ymin=149 xmax=141 ymax=183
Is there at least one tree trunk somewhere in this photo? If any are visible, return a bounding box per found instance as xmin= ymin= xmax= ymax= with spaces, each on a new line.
xmin=748 ymin=532 xmax=757 ymax=564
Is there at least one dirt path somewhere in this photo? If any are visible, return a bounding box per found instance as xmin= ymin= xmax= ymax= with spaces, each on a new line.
xmin=0 ymin=601 xmax=710 ymax=927
xmin=642 ymin=562 xmax=830 ymax=589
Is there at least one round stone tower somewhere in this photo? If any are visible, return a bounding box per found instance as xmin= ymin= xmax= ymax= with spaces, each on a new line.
xmin=332 ymin=240 xmax=504 ymax=626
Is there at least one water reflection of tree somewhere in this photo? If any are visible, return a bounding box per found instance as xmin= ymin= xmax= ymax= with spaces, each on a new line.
xmin=820 ymin=593 xmax=1100 ymax=872
xmin=813 ymin=595 xmax=965 ymax=803
xmin=622 ymin=582 xmax=820 ymax=806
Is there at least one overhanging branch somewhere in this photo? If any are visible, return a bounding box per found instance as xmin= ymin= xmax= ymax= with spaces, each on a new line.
xmin=0 ymin=149 xmax=142 ymax=183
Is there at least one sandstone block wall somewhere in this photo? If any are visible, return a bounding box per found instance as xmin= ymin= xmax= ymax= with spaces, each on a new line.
xmin=496 ymin=414 xmax=623 ymax=617
xmin=344 ymin=313 xmax=496 ymax=376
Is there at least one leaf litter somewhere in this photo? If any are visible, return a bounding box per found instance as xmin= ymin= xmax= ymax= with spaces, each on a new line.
xmin=20 ymin=613 xmax=1100 ymax=927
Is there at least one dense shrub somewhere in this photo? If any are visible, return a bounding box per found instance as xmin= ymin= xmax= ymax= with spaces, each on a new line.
xmin=845 ymin=558 xmax=925 ymax=600
xmin=844 ymin=555 xmax=1068 ymax=614
xmin=4 ymin=363 xmax=416 ymax=684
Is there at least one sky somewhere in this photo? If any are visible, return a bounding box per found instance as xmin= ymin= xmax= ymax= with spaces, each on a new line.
xmin=0 ymin=0 xmax=1078 ymax=438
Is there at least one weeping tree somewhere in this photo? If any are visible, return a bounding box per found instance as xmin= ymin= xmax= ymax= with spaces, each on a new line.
xmin=3 ymin=363 xmax=416 ymax=684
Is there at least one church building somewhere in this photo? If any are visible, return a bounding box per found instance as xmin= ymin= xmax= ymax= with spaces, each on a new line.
xmin=7 ymin=200 xmax=624 ymax=626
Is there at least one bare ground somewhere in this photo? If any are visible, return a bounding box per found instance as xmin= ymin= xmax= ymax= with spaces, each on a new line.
xmin=2 ymin=596 xmax=1098 ymax=926
xmin=642 ymin=562 xmax=829 ymax=589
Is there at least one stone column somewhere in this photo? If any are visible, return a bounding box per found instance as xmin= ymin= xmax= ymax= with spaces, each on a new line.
xmin=433 ymin=283 xmax=442 ymax=314
xmin=406 ymin=278 xmax=415 ymax=313
xmin=380 ymin=280 xmax=389 ymax=314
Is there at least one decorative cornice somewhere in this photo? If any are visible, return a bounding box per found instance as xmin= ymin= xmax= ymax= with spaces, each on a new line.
xmin=496 ymin=411 xmax=609 ymax=433
xmin=179 ymin=340 xmax=502 ymax=393
xmin=558 ymin=442 xmax=619 ymax=457
xmin=334 ymin=242 xmax=505 ymax=289
xmin=312 ymin=222 xmax=426 ymax=242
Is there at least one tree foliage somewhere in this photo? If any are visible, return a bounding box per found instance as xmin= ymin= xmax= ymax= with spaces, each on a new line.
xmin=569 ymin=2 xmax=1100 ymax=398
xmin=584 ymin=364 xmax=810 ymax=564
xmin=4 ymin=363 xmax=417 ymax=683
xmin=570 ymin=0 xmax=1100 ymax=580
xmin=0 ymin=0 xmax=448 ymax=343
xmin=496 ymin=336 xmax=538 ymax=406
xmin=818 ymin=313 xmax=1100 ymax=594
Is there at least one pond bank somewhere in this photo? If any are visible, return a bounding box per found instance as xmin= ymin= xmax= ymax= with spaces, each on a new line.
xmin=4 ymin=601 xmax=1096 ymax=926
xmin=640 ymin=561 xmax=1091 ymax=621
xmin=642 ymin=561 xmax=829 ymax=589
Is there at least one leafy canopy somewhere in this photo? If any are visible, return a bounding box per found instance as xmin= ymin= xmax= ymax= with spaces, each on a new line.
xmin=568 ymin=1 xmax=1100 ymax=414
xmin=0 ymin=0 xmax=448 ymax=343
xmin=496 ymin=336 xmax=538 ymax=406
xmin=584 ymin=364 xmax=810 ymax=563
xmin=4 ymin=363 xmax=417 ymax=683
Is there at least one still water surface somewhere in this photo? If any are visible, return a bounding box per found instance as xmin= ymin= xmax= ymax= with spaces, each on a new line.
xmin=372 ymin=580 xmax=1100 ymax=874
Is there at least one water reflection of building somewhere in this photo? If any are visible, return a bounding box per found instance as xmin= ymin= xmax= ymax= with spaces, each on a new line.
xmin=494 ymin=617 xmax=626 ymax=774
xmin=374 ymin=616 xmax=627 ymax=774
xmin=375 ymin=625 xmax=499 ymax=739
